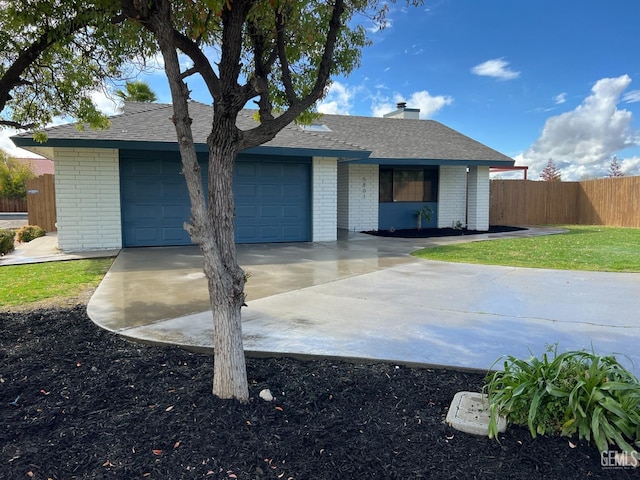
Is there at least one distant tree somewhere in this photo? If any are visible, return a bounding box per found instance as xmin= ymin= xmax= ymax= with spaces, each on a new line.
xmin=115 ymin=81 xmax=157 ymax=104
xmin=540 ymin=158 xmax=561 ymax=181
xmin=607 ymin=156 xmax=625 ymax=177
xmin=0 ymin=151 xmax=36 ymax=198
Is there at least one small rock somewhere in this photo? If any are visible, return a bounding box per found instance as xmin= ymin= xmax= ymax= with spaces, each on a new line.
xmin=259 ymin=389 xmax=274 ymax=402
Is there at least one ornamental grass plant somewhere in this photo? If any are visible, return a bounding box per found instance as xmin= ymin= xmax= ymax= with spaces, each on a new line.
xmin=484 ymin=345 xmax=640 ymax=454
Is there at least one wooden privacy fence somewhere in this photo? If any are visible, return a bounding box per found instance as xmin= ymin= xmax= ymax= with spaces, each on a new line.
xmin=0 ymin=197 xmax=27 ymax=212
xmin=490 ymin=176 xmax=640 ymax=228
xmin=26 ymin=174 xmax=57 ymax=232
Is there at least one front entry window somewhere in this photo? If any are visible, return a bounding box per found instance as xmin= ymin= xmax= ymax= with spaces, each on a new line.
xmin=379 ymin=167 xmax=438 ymax=202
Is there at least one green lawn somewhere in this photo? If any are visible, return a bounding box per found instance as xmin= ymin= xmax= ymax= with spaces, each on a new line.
xmin=0 ymin=258 xmax=114 ymax=308
xmin=413 ymin=226 xmax=640 ymax=272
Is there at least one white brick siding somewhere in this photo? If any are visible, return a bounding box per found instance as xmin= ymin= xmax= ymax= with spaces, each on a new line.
xmin=467 ymin=166 xmax=490 ymax=231
xmin=337 ymin=163 xmax=378 ymax=231
xmin=53 ymin=147 xmax=121 ymax=252
xmin=437 ymin=165 xmax=467 ymax=229
xmin=312 ymin=157 xmax=337 ymax=241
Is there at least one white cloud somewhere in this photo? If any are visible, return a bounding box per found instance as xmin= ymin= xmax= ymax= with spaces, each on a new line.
xmin=404 ymin=91 xmax=453 ymax=118
xmin=365 ymin=19 xmax=391 ymax=33
xmin=622 ymin=89 xmax=640 ymax=103
xmin=0 ymin=128 xmax=39 ymax=158
xmin=554 ymin=92 xmax=567 ymax=104
xmin=317 ymin=81 xmax=357 ymax=115
xmin=519 ymin=75 xmax=640 ymax=180
xmin=371 ymin=89 xmax=453 ymax=118
xmin=616 ymin=156 xmax=640 ymax=175
xmin=471 ymin=58 xmax=520 ymax=80
xmin=91 ymin=89 xmax=120 ymax=117
xmin=371 ymin=98 xmax=396 ymax=118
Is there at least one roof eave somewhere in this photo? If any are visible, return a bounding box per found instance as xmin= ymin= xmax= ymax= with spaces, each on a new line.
xmin=340 ymin=157 xmax=515 ymax=167
xmin=12 ymin=137 xmax=370 ymax=159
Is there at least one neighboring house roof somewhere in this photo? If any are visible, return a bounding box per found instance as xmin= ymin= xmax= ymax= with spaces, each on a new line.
xmin=14 ymin=157 xmax=54 ymax=176
xmin=12 ymin=101 xmax=514 ymax=166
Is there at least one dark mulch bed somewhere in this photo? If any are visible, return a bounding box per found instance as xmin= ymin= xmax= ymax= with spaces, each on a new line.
xmin=364 ymin=225 xmax=526 ymax=238
xmin=1 ymin=307 xmax=634 ymax=479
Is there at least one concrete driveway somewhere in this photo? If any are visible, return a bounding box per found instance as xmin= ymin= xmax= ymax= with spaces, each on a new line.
xmin=86 ymin=228 xmax=640 ymax=374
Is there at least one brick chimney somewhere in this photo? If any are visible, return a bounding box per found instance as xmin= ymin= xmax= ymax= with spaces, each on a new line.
xmin=383 ymin=102 xmax=420 ymax=120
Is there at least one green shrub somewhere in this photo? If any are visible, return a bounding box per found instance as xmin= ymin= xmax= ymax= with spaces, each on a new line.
xmin=484 ymin=345 xmax=640 ymax=454
xmin=16 ymin=225 xmax=46 ymax=243
xmin=0 ymin=229 xmax=15 ymax=255
xmin=0 ymin=153 xmax=36 ymax=199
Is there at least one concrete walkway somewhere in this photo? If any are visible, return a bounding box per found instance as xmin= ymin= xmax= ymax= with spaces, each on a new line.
xmin=0 ymin=232 xmax=119 ymax=265
xmin=83 ymin=227 xmax=640 ymax=375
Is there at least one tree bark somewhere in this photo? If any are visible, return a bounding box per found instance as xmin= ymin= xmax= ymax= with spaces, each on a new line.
xmin=142 ymin=0 xmax=249 ymax=401
xmin=204 ymin=123 xmax=248 ymax=401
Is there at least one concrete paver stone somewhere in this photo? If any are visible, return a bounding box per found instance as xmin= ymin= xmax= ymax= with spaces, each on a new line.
xmin=446 ymin=391 xmax=507 ymax=436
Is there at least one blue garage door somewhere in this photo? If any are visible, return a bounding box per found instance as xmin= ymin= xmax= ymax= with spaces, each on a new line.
xmin=120 ymin=151 xmax=311 ymax=247
xmin=234 ymin=160 xmax=310 ymax=243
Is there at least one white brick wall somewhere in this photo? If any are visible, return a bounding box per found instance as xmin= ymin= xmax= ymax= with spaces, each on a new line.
xmin=437 ymin=165 xmax=467 ymax=229
xmin=312 ymin=157 xmax=337 ymax=241
xmin=53 ymin=147 xmax=122 ymax=252
xmin=467 ymin=166 xmax=490 ymax=231
xmin=337 ymin=163 xmax=378 ymax=231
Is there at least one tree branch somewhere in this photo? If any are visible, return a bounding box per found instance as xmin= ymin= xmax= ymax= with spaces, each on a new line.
xmin=239 ymin=0 xmax=346 ymax=150
xmin=0 ymin=5 xmax=120 ymax=112
xmin=275 ymin=8 xmax=298 ymax=106
xmin=171 ymin=30 xmax=222 ymax=100
xmin=0 ymin=119 xmax=37 ymax=130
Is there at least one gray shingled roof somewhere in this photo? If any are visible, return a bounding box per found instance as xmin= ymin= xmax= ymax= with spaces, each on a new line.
xmin=13 ymin=101 xmax=514 ymax=165
xmin=314 ymin=114 xmax=514 ymax=163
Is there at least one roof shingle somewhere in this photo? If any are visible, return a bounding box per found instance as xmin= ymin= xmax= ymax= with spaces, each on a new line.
xmin=13 ymin=101 xmax=514 ymax=165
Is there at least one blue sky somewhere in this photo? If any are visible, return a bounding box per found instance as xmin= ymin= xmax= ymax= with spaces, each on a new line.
xmin=317 ymin=0 xmax=640 ymax=180
xmin=4 ymin=0 xmax=640 ymax=180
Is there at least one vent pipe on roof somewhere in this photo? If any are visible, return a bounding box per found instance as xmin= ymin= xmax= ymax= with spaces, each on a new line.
xmin=383 ymin=102 xmax=420 ymax=120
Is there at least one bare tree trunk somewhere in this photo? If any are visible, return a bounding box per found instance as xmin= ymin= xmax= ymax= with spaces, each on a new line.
xmin=204 ymin=125 xmax=248 ymax=401
xmin=144 ymin=0 xmax=249 ymax=401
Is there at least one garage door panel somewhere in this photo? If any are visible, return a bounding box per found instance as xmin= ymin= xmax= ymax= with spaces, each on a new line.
xmin=260 ymin=206 xmax=280 ymax=218
xmin=260 ymin=163 xmax=281 ymax=177
xmin=236 ymin=206 xmax=257 ymax=219
xmin=161 ymin=181 xmax=186 ymax=199
xmin=258 ymin=226 xmax=279 ymax=239
xmin=133 ymin=227 xmax=158 ymax=241
xmin=282 ymin=205 xmax=303 ymax=218
xmin=235 ymin=184 xmax=256 ymax=198
xmin=121 ymin=152 xmax=310 ymax=246
xmin=126 ymin=181 xmax=157 ymax=198
xmin=282 ymin=184 xmax=303 ymax=198
xmin=236 ymin=163 xmax=257 ymax=176
xmin=258 ymin=184 xmax=279 ymax=197
xmin=130 ymin=205 xmax=158 ymax=220
xmin=162 ymin=227 xmax=185 ymax=241
xmin=162 ymin=204 xmax=186 ymax=219
xmin=282 ymin=226 xmax=303 ymax=237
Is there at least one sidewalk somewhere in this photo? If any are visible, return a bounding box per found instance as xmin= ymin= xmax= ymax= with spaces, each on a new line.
xmin=0 ymin=233 xmax=119 ymax=266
